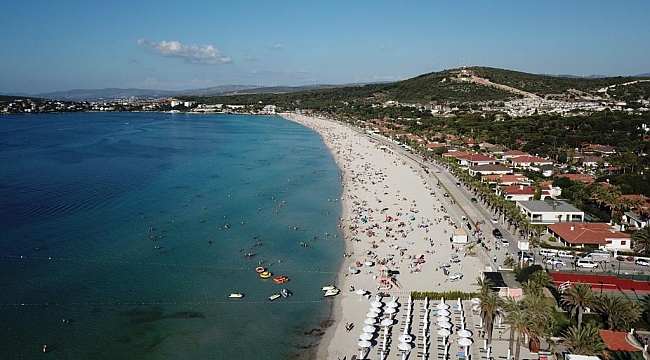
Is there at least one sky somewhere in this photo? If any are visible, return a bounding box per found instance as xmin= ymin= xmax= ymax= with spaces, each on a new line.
xmin=1 ymin=0 xmax=649 ymax=94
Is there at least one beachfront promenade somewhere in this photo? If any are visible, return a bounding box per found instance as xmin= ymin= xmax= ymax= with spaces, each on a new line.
xmin=280 ymin=113 xmax=533 ymax=360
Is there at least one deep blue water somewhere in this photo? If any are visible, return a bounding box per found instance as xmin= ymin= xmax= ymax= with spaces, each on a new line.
xmin=0 ymin=112 xmax=343 ymax=359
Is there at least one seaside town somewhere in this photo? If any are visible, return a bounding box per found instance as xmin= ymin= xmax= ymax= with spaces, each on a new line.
xmin=3 ymin=70 xmax=650 ymax=360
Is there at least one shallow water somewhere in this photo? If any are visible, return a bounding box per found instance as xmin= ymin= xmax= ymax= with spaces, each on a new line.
xmin=0 ymin=112 xmax=343 ymax=359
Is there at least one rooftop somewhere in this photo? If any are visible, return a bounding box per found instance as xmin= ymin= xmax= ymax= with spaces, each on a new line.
xmin=547 ymin=222 xmax=630 ymax=245
xmin=517 ymin=200 xmax=582 ymax=213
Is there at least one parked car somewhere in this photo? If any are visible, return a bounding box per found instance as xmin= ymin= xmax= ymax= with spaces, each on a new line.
xmin=576 ymin=259 xmax=598 ymax=268
xmin=557 ymin=250 xmax=575 ymax=259
xmin=635 ymin=258 xmax=650 ymax=267
xmin=518 ymin=252 xmax=534 ymax=263
xmin=545 ymin=257 xmax=565 ymax=267
xmin=492 ymin=229 xmax=503 ymax=238
xmin=490 ymin=218 xmax=498 ymax=224
xmin=500 ymin=238 xmax=510 ymax=247
xmin=470 ymin=197 xmax=477 ymax=203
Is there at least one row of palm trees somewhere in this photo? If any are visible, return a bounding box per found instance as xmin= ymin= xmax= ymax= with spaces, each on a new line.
xmin=477 ymin=270 xmax=645 ymax=360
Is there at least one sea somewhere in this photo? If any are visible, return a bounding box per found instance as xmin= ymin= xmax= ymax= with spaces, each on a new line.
xmin=0 ymin=112 xmax=344 ymax=360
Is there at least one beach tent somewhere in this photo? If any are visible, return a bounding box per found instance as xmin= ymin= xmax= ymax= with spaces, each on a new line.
xmin=452 ymin=228 xmax=468 ymax=244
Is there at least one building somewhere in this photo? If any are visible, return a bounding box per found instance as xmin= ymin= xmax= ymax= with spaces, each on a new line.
xmin=482 ymin=174 xmax=531 ymax=186
xmin=516 ymin=200 xmax=584 ymax=224
xmin=546 ymin=222 xmax=631 ymax=251
xmin=468 ymin=164 xmax=511 ymax=177
xmin=509 ymin=155 xmax=554 ymax=169
xmin=456 ymin=153 xmax=496 ymax=167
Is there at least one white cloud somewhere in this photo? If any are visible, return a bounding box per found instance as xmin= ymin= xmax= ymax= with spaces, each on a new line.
xmin=244 ymin=54 xmax=258 ymax=61
xmin=137 ymin=39 xmax=232 ymax=65
xmin=268 ymin=43 xmax=284 ymax=50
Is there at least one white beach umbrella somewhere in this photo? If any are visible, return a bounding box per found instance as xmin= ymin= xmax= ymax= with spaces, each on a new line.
xmin=371 ymin=300 xmax=384 ymax=308
xmin=387 ymin=301 xmax=400 ymax=308
xmin=399 ymin=334 xmax=413 ymax=343
xmin=458 ymin=329 xmax=473 ymax=338
xmin=436 ymin=302 xmax=449 ymax=310
xmin=398 ymin=342 xmax=414 ymax=351
xmin=458 ymin=337 xmax=473 ymax=346
xmin=370 ymin=305 xmax=383 ymax=313
xmin=384 ymin=307 xmax=397 ymax=315
xmin=359 ymin=332 xmax=374 ymax=341
xmin=380 ymin=318 xmax=395 ymax=327
xmin=364 ymin=317 xmax=377 ymax=325
xmin=457 ymin=298 xmax=462 ymax=310
xmin=358 ymin=340 xmax=372 ymax=348
xmin=436 ymin=309 xmax=451 ymax=317
xmin=436 ymin=315 xmax=450 ymax=323
xmin=363 ymin=325 xmax=377 ymax=333
xmin=356 ymin=288 xmax=368 ymax=299
xmin=366 ymin=311 xmax=380 ymax=318
xmin=437 ymin=321 xmax=452 ymax=329
xmin=437 ymin=328 xmax=451 ymax=337
xmin=487 ymin=345 xmax=491 ymax=360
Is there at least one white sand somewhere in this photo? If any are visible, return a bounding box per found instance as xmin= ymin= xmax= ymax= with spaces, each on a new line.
xmin=280 ymin=113 xmax=490 ymax=360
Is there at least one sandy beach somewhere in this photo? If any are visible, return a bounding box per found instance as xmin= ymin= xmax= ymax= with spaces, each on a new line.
xmin=281 ymin=112 xmax=494 ymax=360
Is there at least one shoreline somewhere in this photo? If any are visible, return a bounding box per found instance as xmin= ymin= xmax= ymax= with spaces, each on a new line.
xmin=280 ymin=112 xmax=489 ymax=360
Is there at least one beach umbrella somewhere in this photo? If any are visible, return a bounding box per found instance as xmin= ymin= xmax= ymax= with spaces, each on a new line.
xmin=457 ymin=298 xmax=462 ymax=310
xmin=363 ymin=325 xmax=377 ymax=333
xmin=458 ymin=329 xmax=473 ymax=338
xmin=487 ymin=346 xmax=491 ymax=360
xmin=399 ymin=334 xmax=413 ymax=343
xmin=380 ymin=318 xmax=395 ymax=327
xmin=436 ymin=309 xmax=451 ymax=317
xmin=438 ymin=328 xmax=451 ymax=337
xmin=371 ymin=300 xmax=384 ymax=308
xmin=458 ymin=337 xmax=473 ymax=346
xmin=358 ymin=340 xmax=372 ymax=348
xmin=384 ymin=307 xmax=397 ymax=315
xmin=364 ymin=317 xmax=377 ymax=325
xmin=398 ymin=342 xmax=414 ymax=351
xmin=366 ymin=311 xmax=380 ymax=318
xmin=359 ymin=332 xmax=374 ymax=341
xmin=387 ymin=300 xmax=400 ymax=308
xmin=356 ymin=288 xmax=368 ymax=299
xmin=436 ymin=302 xmax=449 ymax=310
xmin=436 ymin=315 xmax=450 ymax=323
xmin=440 ymin=297 xmax=445 ymax=304
xmin=437 ymin=321 xmax=452 ymax=329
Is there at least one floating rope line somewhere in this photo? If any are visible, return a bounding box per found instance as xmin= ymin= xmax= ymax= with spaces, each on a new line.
xmin=0 ymin=299 xmax=329 ymax=307
xmin=1 ymin=254 xmax=341 ymax=274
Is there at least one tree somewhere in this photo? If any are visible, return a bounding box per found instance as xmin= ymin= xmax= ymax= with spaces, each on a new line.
xmin=561 ymin=282 xmax=597 ymax=327
xmin=475 ymin=276 xmax=495 ymax=294
xmin=479 ymin=290 xmax=504 ymax=346
xmin=632 ymin=226 xmax=650 ymax=254
xmin=506 ymin=306 xmax=531 ymax=360
xmin=562 ymin=323 xmax=607 ymax=355
xmin=595 ymin=294 xmax=641 ymax=331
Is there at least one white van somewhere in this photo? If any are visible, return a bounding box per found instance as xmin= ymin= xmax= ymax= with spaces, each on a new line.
xmin=577 ymin=259 xmax=598 ymax=268
xmin=557 ymin=250 xmax=575 ymax=259
xmin=539 ymin=248 xmax=559 ymax=257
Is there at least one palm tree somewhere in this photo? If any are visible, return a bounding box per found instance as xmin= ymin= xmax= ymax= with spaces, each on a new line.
xmin=561 ymin=282 xmax=596 ymax=327
xmin=562 ymin=323 xmax=606 ymax=355
xmin=632 ymin=226 xmax=650 ymax=254
xmin=595 ymin=294 xmax=641 ymax=331
xmin=505 ymin=306 xmax=531 ymax=360
xmin=479 ymin=290 xmax=503 ymax=346
xmin=475 ymin=276 xmax=494 ymax=294
xmin=502 ymin=297 xmax=521 ymax=355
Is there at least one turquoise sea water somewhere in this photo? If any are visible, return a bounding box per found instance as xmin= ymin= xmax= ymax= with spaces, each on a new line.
xmin=0 ymin=113 xmax=343 ymax=359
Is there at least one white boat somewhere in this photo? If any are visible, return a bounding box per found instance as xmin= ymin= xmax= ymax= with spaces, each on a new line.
xmin=281 ymin=288 xmax=293 ymax=297
xmin=323 ymin=288 xmax=341 ymax=297
xmin=268 ymin=293 xmax=281 ymax=301
xmin=228 ymin=293 xmax=244 ymax=299
xmin=322 ymin=285 xmax=338 ymax=291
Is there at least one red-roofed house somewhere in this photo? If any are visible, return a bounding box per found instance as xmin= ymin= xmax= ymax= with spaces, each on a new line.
xmin=482 ymin=174 xmax=531 ymax=186
xmin=442 ymin=151 xmax=470 ymax=159
xmin=599 ymin=330 xmax=643 ymax=352
xmin=547 ymin=222 xmax=631 ymax=251
xmin=456 ymin=153 xmax=496 ymax=167
xmin=497 ymin=185 xmax=553 ymax=202
xmin=510 ymin=155 xmax=553 ymax=169
xmin=502 ymin=150 xmax=529 ymax=159
xmin=622 ymin=195 xmax=650 ymax=230
xmin=425 ymin=142 xmax=446 ymax=151
xmin=556 ymin=173 xmax=596 ymax=184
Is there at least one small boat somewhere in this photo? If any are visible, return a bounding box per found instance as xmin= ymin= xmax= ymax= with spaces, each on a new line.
xmin=323 ymin=288 xmax=340 ymax=297
xmin=322 ymin=285 xmax=338 ymax=291
xmin=268 ymin=293 xmax=281 ymax=301
xmin=281 ymin=288 xmax=293 ymax=297
xmin=229 ymin=293 xmax=244 ymax=299
xmin=255 ymin=266 xmax=266 ymax=273
xmin=259 ymin=271 xmax=272 ymax=279
xmin=273 ymin=275 xmax=290 ymax=284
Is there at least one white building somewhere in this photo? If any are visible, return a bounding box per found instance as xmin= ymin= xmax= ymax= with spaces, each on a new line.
xmin=516 ymin=200 xmax=584 ymax=224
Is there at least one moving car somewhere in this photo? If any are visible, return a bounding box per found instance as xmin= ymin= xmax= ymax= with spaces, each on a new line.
xmin=490 ymin=218 xmax=498 ymax=224
xmin=500 ymin=238 xmax=510 ymax=247
xmin=545 ymin=257 xmax=565 ymax=267
xmin=492 ymin=229 xmax=503 ymax=238
xmin=470 ymin=197 xmax=477 ymax=203
xmin=518 ymin=252 xmax=534 ymax=263
xmin=635 ymin=258 xmax=650 ymax=267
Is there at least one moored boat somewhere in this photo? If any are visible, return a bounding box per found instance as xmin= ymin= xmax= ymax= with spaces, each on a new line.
xmin=229 ymin=293 xmax=244 ymax=299
xmin=321 ymin=285 xmax=337 ymax=291
xmin=281 ymin=288 xmax=293 ymax=297
xmin=323 ymin=288 xmax=340 ymax=297
xmin=268 ymin=293 xmax=281 ymax=301
xmin=259 ymin=271 xmax=272 ymax=279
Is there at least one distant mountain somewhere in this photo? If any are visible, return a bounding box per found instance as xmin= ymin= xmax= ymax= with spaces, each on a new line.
xmin=28 ymin=84 xmax=344 ymax=102
xmin=636 ymin=72 xmax=650 ymax=78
